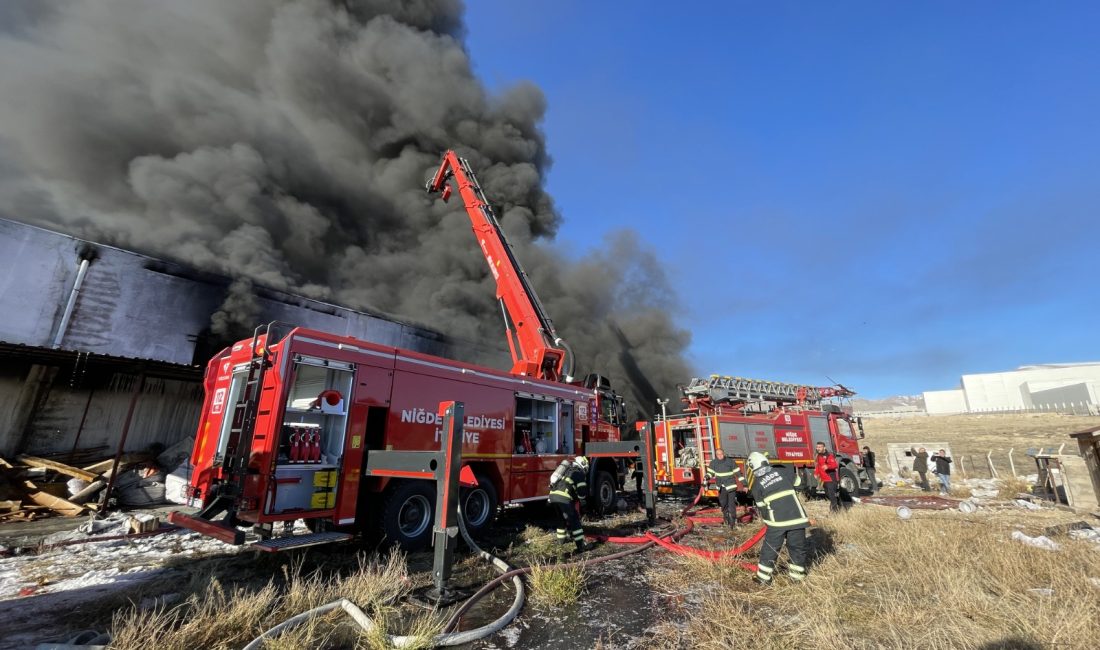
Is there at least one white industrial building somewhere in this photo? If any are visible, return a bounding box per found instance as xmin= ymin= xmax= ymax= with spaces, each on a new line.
xmin=923 ymin=363 xmax=1100 ymax=415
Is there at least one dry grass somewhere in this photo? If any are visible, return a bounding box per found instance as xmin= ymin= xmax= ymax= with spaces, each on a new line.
xmin=998 ymin=476 xmax=1035 ymax=500
xmin=107 ymin=552 xmax=442 ymax=650
xmin=647 ymin=501 xmax=1100 ymax=649
xmin=864 ymin=413 xmax=1100 ymax=476
xmin=527 ymin=562 xmax=586 ymax=608
xmin=512 ymin=524 xmax=566 ymax=563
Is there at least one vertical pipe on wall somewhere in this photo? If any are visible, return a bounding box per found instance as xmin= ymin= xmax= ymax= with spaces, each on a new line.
xmin=52 ymin=258 xmax=90 ymax=349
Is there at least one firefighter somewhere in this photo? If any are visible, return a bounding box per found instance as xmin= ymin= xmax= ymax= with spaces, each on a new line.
xmin=705 ymin=448 xmax=745 ymax=527
xmin=814 ymin=441 xmax=841 ymax=512
xmin=549 ymin=455 xmax=590 ymax=552
xmin=747 ymin=451 xmax=810 ymax=585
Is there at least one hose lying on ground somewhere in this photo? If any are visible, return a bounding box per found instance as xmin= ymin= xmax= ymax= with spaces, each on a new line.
xmin=244 ymin=508 xmax=525 ymax=649
xmin=248 ymin=487 xmax=764 ymax=648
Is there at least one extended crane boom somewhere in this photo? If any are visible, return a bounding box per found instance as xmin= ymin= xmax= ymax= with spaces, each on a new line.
xmin=426 ymin=150 xmax=574 ymax=382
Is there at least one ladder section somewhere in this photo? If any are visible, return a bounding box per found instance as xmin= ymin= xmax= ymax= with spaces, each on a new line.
xmin=694 ymin=417 xmax=719 ymax=477
xmin=685 ymin=375 xmax=834 ymax=407
xmin=221 ymin=323 xmax=273 ymax=504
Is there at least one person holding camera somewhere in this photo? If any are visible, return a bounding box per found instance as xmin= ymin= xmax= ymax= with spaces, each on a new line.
xmin=910 ymin=446 xmax=931 ymax=492
xmin=931 ymin=449 xmax=953 ymax=495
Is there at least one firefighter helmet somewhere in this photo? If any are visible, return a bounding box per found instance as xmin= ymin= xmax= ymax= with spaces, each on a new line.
xmin=747 ymin=452 xmax=769 ymax=471
xmin=573 ymin=455 xmax=590 ymax=471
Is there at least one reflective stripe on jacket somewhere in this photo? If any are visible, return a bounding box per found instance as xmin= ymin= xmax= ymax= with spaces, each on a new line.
xmin=748 ymin=465 xmax=809 ymax=530
xmin=549 ymin=466 xmax=588 ymax=504
xmin=706 ymin=457 xmax=744 ymax=489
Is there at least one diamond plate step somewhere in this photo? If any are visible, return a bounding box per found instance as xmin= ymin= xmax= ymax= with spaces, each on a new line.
xmin=252 ymin=531 xmax=352 ymax=552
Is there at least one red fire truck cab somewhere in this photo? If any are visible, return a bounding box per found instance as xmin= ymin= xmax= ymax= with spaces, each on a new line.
xmin=181 ymin=324 xmax=629 ymax=550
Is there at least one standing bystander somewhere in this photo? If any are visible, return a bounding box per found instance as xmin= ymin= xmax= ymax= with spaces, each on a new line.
xmin=910 ymin=446 xmax=931 ymax=492
xmin=932 ymin=449 xmax=953 ymax=495
xmin=862 ymin=446 xmax=877 ymax=494
xmin=814 ymin=442 xmax=841 ymax=512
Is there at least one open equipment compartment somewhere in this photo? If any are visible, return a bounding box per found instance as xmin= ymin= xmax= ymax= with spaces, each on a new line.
xmin=270 ymin=355 xmax=354 ymax=514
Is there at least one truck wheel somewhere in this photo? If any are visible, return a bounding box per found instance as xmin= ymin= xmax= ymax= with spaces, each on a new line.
xmin=461 ymin=474 xmax=498 ymax=536
xmin=592 ymin=470 xmax=617 ymax=514
xmin=381 ymin=481 xmax=434 ymax=551
xmin=839 ymin=467 xmax=860 ymax=496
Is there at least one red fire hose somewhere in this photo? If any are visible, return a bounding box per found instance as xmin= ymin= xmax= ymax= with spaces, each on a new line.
xmin=644 ymin=526 xmax=764 ymax=571
xmin=586 ymin=487 xmax=763 ymax=571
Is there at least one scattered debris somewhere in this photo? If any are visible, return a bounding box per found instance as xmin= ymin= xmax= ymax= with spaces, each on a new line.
xmin=1010 ymin=531 xmax=1060 ymax=551
xmin=1027 ymin=588 xmax=1054 ymax=596
xmin=0 ymin=449 xmax=161 ymax=520
xmin=1015 ymin=499 xmax=1043 ymax=510
xmin=862 ymin=495 xmax=959 ymax=510
xmin=1043 ymin=521 xmax=1094 ymax=537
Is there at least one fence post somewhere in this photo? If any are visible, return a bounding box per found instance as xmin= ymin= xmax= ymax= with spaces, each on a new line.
xmin=959 ymin=455 xmax=967 ymax=479
xmin=1008 ymin=448 xmax=1016 ymax=477
xmin=986 ymin=450 xmax=998 ymax=479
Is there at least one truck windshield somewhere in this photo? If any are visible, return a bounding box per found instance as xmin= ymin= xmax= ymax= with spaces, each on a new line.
xmin=835 ymin=418 xmax=856 ymax=439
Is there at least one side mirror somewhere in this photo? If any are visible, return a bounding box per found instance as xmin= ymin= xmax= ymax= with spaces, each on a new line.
xmin=857 ymin=417 xmax=865 ymax=439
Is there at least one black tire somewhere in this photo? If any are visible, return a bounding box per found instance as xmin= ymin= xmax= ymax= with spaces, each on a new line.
xmin=381 ymin=480 xmax=435 ymax=551
xmin=839 ymin=467 xmax=860 ymax=496
xmin=796 ymin=467 xmax=814 ymax=498
xmin=591 ymin=470 xmax=617 ymax=514
xmin=461 ymin=474 xmax=498 ymax=536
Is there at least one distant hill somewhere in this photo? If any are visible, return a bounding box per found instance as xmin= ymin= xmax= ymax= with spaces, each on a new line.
xmin=851 ymin=395 xmax=925 ymax=413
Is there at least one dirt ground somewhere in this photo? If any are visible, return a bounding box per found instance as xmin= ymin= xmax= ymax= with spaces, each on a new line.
xmin=3 ymin=412 xmax=1099 ymax=648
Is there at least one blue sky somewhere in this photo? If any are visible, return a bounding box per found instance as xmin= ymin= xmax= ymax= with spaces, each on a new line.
xmin=463 ymin=1 xmax=1100 ymax=398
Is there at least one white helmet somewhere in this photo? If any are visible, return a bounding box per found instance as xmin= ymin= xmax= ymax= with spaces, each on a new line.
xmin=747 ymin=452 xmax=769 ymax=471
xmin=573 ymin=455 xmax=590 ymax=471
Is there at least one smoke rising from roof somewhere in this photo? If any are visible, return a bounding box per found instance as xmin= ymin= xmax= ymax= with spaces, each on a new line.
xmin=0 ymin=0 xmax=691 ymax=416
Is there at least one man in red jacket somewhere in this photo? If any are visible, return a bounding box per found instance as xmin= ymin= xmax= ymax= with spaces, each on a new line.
xmin=814 ymin=442 xmax=840 ymax=512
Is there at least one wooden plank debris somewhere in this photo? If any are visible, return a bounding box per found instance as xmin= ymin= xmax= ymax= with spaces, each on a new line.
xmin=16 ymin=455 xmax=99 ymax=482
xmin=82 ymin=453 xmax=151 ymax=475
xmin=20 ymin=479 xmax=85 ymax=517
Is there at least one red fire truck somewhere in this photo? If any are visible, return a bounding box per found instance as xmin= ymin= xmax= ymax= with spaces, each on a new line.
xmin=653 ymin=375 xmax=869 ymax=498
xmin=170 ymin=151 xmax=632 ymax=550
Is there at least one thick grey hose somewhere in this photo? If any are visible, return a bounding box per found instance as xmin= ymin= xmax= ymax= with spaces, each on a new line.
xmin=242 ymin=508 xmax=525 ymax=649
xmin=436 ymin=506 xmax=526 ymax=646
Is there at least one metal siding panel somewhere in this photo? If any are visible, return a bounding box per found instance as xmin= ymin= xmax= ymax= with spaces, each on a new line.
xmin=718 ymin=421 xmax=749 ymax=457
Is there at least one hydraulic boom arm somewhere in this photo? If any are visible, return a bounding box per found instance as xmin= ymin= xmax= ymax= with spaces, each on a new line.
xmin=426 ymin=150 xmax=574 ymax=382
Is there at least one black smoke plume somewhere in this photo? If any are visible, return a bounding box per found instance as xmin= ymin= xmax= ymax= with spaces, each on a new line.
xmin=0 ymin=0 xmax=692 ymax=417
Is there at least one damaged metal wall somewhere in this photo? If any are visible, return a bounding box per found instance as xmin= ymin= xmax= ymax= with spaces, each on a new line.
xmin=0 ymin=218 xmax=506 ymax=457
xmin=21 ymin=373 xmax=204 ymax=456
xmin=0 ymin=217 xmax=504 ymax=366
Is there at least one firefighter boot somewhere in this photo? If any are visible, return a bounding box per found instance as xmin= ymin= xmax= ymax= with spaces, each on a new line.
xmin=753 ymin=564 xmax=774 ymax=586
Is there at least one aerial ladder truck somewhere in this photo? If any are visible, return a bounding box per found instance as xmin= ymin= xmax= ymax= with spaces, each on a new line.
xmin=653 ymin=375 xmax=870 ymax=499
xmin=170 ymin=151 xmax=644 ymax=551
